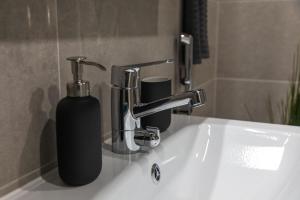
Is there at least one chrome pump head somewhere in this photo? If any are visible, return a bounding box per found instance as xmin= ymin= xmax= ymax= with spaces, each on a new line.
xmin=66 ymin=56 xmax=106 ymax=97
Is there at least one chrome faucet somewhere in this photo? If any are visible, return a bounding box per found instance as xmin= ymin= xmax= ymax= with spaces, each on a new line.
xmin=111 ymin=59 xmax=206 ymax=154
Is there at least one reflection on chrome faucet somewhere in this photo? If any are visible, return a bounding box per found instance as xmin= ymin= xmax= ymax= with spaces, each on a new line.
xmin=111 ymin=59 xmax=206 ymax=154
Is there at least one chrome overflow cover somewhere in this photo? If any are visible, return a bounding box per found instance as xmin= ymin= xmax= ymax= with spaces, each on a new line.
xmin=151 ymin=163 xmax=161 ymax=184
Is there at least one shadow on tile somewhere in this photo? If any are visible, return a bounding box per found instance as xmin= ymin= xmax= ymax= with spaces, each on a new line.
xmin=18 ymin=86 xmax=63 ymax=189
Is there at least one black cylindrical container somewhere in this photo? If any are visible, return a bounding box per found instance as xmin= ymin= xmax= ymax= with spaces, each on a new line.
xmin=56 ymin=96 xmax=102 ymax=186
xmin=141 ymin=77 xmax=172 ymax=132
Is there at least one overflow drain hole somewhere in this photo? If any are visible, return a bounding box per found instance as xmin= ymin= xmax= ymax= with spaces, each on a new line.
xmin=151 ymin=163 xmax=161 ymax=184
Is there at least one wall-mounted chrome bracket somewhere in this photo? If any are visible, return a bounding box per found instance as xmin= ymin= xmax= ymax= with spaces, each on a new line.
xmin=179 ymin=33 xmax=193 ymax=91
xmin=174 ymin=33 xmax=194 ymax=115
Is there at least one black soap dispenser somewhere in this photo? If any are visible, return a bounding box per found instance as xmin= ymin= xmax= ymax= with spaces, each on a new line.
xmin=56 ymin=56 xmax=106 ymax=186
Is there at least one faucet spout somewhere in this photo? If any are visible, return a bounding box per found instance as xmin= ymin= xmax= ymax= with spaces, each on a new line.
xmin=133 ymin=89 xmax=206 ymax=118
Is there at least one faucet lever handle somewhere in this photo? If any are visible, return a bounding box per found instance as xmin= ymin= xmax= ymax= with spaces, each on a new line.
xmin=123 ymin=59 xmax=174 ymax=69
xmin=111 ymin=59 xmax=173 ymax=88
xmin=134 ymin=126 xmax=160 ymax=148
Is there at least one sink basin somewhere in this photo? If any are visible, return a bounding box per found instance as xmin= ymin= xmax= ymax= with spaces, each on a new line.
xmin=2 ymin=115 xmax=300 ymax=200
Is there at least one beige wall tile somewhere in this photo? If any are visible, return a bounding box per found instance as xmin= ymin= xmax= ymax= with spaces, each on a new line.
xmin=0 ymin=0 xmax=59 ymax=196
xmin=217 ymin=1 xmax=300 ymax=80
xmin=215 ymin=79 xmax=289 ymax=124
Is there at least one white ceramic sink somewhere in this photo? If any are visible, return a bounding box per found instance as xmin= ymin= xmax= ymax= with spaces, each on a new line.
xmin=2 ymin=114 xmax=300 ymax=200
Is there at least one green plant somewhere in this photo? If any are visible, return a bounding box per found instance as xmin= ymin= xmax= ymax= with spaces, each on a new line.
xmin=280 ymin=44 xmax=300 ymax=125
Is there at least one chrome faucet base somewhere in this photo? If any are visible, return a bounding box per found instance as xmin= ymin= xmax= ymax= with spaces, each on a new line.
xmin=112 ymin=130 xmax=140 ymax=154
xmin=112 ymin=127 xmax=160 ymax=154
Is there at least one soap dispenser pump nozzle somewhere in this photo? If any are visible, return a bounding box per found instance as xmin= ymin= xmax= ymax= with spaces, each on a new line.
xmin=66 ymin=56 xmax=106 ymax=97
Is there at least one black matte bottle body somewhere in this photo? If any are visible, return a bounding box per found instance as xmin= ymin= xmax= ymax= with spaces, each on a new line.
xmin=56 ymin=96 xmax=102 ymax=186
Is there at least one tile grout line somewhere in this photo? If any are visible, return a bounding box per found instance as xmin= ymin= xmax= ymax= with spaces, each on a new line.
xmin=194 ymin=78 xmax=217 ymax=89
xmin=213 ymin=1 xmax=221 ymax=117
xmin=217 ymin=0 xmax=298 ymax=3
xmin=0 ymin=162 xmax=56 ymax=198
xmin=217 ymin=77 xmax=290 ymax=84
xmin=54 ymin=0 xmax=61 ymax=98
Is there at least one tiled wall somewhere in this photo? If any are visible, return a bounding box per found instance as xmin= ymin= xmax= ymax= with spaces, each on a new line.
xmin=215 ymin=0 xmax=300 ymax=123
xmin=0 ymin=0 xmax=59 ymax=196
xmin=0 ymin=0 xmax=217 ymax=196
